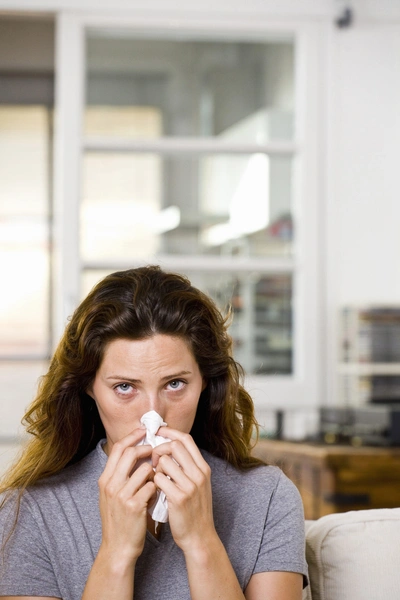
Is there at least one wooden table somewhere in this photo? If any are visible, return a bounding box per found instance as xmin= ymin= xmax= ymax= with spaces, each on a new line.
xmin=253 ymin=439 xmax=400 ymax=520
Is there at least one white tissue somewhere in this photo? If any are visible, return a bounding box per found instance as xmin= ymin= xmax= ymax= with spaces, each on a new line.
xmin=138 ymin=410 xmax=170 ymax=523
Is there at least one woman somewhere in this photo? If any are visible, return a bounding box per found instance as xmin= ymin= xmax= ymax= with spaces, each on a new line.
xmin=0 ymin=266 xmax=308 ymax=600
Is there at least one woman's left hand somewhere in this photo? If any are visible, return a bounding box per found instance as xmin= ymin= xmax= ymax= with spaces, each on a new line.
xmin=152 ymin=427 xmax=215 ymax=553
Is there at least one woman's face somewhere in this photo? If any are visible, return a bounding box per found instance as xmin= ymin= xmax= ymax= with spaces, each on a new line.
xmin=88 ymin=334 xmax=205 ymax=453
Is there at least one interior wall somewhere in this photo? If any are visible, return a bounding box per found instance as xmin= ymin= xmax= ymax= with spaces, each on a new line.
xmin=0 ymin=0 xmax=334 ymax=17
xmin=1 ymin=0 xmax=400 ymax=20
xmin=332 ymin=24 xmax=400 ymax=305
xmin=323 ymin=18 xmax=400 ymax=407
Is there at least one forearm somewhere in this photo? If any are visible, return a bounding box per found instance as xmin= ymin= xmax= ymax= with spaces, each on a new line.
xmin=184 ymin=534 xmax=245 ymax=600
xmin=81 ymin=545 xmax=135 ymax=600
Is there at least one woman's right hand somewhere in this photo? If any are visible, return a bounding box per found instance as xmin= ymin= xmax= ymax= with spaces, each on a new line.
xmin=97 ymin=428 xmax=157 ymax=567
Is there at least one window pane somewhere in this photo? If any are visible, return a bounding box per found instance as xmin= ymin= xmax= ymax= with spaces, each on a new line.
xmin=81 ymin=150 xmax=293 ymax=260
xmin=82 ymin=270 xmax=293 ymax=375
xmin=0 ymin=106 xmax=50 ymax=356
xmin=85 ymin=34 xmax=294 ymax=142
xmin=84 ymin=105 xmax=162 ymax=139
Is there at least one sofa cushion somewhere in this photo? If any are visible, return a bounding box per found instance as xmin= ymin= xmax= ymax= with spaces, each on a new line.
xmin=305 ymin=508 xmax=400 ymax=600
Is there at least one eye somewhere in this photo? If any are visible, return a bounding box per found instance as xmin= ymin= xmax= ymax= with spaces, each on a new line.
xmin=114 ymin=383 xmax=134 ymax=396
xmin=167 ymin=379 xmax=185 ymax=391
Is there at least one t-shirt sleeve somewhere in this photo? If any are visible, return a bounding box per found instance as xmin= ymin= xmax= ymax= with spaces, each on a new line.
xmin=0 ymin=493 xmax=62 ymax=598
xmin=253 ymin=470 xmax=308 ymax=584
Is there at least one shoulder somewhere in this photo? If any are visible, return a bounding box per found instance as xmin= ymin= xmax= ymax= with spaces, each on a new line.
xmin=202 ymin=449 xmax=290 ymax=491
xmin=34 ymin=439 xmax=105 ymax=489
xmin=0 ymin=442 xmax=106 ymax=553
xmin=202 ymin=450 xmax=303 ymax=517
xmin=201 ymin=451 xmax=308 ymax=587
xmin=5 ymin=440 xmax=106 ymax=518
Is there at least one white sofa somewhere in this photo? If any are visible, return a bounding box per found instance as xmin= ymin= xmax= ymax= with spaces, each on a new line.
xmin=302 ymin=508 xmax=400 ymax=600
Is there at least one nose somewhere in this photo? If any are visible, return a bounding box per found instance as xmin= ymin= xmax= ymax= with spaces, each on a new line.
xmin=145 ymin=391 xmax=165 ymax=419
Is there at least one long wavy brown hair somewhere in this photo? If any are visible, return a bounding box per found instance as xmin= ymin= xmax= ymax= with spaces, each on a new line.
xmin=0 ymin=266 xmax=263 ymax=505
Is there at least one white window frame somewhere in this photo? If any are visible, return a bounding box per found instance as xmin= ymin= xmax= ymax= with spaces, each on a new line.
xmin=53 ymin=11 xmax=325 ymax=425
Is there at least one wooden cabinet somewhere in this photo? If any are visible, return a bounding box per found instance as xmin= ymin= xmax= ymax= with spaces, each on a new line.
xmin=253 ymin=439 xmax=400 ymax=520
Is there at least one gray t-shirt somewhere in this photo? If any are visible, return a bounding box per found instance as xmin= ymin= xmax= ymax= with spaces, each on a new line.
xmin=0 ymin=441 xmax=308 ymax=599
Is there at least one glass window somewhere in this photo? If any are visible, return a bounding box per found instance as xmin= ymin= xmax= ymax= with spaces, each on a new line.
xmin=80 ymin=28 xmax=298 ymax=378
xmin=85 ymin=35 xmax=294 ymax=142
xmin=81 ymin=30 xmax=297 ymax=376
xmin=82 ymin=148 xmax=293 ymax=260
xmin=0 ymin=106 xmax=51 ymax=357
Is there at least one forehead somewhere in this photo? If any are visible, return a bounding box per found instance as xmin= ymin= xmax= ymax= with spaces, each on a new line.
xmin=99 ymin=335 xmax=196 ymax=369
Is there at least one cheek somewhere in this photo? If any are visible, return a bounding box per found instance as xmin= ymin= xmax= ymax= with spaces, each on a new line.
xmin=166 ymin=394 xmax=200 ymax=432
xmin=95 ymin=394 xmax=139 ymax=425
xmin=97 ymin=404 xmax=143 ymax=441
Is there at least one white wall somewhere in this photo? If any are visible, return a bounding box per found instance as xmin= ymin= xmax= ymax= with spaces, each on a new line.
xmin=332 ymin=25 xmax=400 ymax=305
xmin=0 ymin=0 xmax=334 ymax=17
xmin=324 ymin=19 xmax=400 ymax=403
xmin=0 ymin=0 xmax=399 ymax=19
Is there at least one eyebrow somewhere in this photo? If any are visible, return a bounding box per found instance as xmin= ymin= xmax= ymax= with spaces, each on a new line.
xmin=106 ymin=370 xmax=192 ymax=383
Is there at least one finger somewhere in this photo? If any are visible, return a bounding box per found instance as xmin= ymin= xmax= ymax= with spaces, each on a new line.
xmin=100 ymin=428 xmax=148 ymax=481
xmin=153 ymin=436 xmax=205 ymax=475
xmin=158 ymin=427 xmax=204 ymax=465
xmin=153 ymin=441 xmax=210 ymax=492
xmin=101 ymin=456 xmax=155 ymax=508
xmin=155 ymin=453 xmax=187 ymax=487
xmin=105 ymin=444 xmax=153 ymax=489
xmin=152 ymin=439 xmax=190 ymax=469
xmin=119 ymin=461 xmax=156 ymax=500
xmin=128 ymin=480 xmax=158 ymax=509
xmin=153 ymin=470 xmax=199 ymax=507
xmin=154 ymin=470 xmax=181 ymax=500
